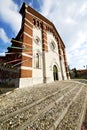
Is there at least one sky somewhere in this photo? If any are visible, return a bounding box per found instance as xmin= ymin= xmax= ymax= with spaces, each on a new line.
xmin=0 ymin=0 xmax=87 ymax=70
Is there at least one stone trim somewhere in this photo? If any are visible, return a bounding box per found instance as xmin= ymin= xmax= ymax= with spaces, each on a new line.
xmin=22 ymin=53 xmax=32 ymax=58
xmin=25 ymin=17 xmax=33 ymax=26
xmin=21 ymin=66 xmax=32 ymax=70
xmin=24 ymin=23 xmax=33 ymax=30
xmin=23 ymin=32 xmax=33 ymax=38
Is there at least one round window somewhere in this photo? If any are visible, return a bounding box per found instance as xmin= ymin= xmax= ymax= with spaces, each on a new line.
xmin=34 ymin=36 xmax=40 ymax=45
xmin=22 ymin=45 xmax=26 ymax=49
xmin=50 ymin=41 xmax=56 ymax=51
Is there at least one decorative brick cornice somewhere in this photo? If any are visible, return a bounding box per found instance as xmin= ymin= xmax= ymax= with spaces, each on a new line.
xmin=20 ymin=3 xmax=65 ymax=49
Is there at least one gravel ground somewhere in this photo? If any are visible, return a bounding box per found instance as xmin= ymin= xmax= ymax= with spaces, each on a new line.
xmin=73 ymin=79 xmax=87 ymax=84
xmin=56 ymin=88 xmax=87 ymax=130
xmin=0 ymin=81 xmax=87 ymax=130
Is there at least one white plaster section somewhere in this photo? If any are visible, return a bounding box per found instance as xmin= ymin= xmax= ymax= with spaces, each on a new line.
xmin=19 ymin=78 xmax=33 ymax=88
xmin=32 ymin=27 xmax=43 ymax=84
xmin=45 ymin=32 xmax=63 ymax=82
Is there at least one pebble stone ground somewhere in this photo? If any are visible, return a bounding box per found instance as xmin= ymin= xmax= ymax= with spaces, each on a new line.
xmin=0 ymin=80 xmax=87 ymax=130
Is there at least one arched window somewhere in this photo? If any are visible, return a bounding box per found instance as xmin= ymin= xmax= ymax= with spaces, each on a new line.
xmin=40 ymin=22 xmax=43 ymax=29
xmin=53 ymin=65 xmax=58 ymax=80
xmin=37 ymin=21 xmax=39 ymax=27
xmin=35 ymin=53 xmax=39 ymax=68
xmin=33 ymin=19 xmax=36 ymax=25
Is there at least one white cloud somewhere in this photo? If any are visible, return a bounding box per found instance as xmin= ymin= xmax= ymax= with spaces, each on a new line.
xmin=28 ymin=0 xmax=33 ymax=7
xmin=70 ymin=31 xmax=87 ymax=51
xmin=40 ymin=0 xmax=59 ymax=17
xmin=39 ymin=0 xmax=87 ymax=69
xmin=79 ymin=1 xmax=87 ymax=15
xmin=0 ymin=28 xmax=9 ymax=43
xmin=0 ymin=0 xmax=22 ymax=34
xmin=65 ymin=17 xmax=77 ymax=25
xmin=0 ymin=0 xmax=87 ymax=69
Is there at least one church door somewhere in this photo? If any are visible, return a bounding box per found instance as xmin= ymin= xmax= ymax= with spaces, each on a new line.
xmin=53 ymin=65 xmax=58 ymax=81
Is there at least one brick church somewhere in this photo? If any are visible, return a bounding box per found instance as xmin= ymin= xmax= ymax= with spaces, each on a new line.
xmin=0 ymin=3 xmax=70 ymax=87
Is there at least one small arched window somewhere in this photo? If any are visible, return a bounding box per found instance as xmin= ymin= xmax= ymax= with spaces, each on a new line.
xmin=35 ymin=53 xmax=39 ymax=68
xmin=33 ymin=19 xmax=36 ymax=25
xmin=37 ymin=21 xmax=39 ymax=27
xmin=40 ymin=22 xmax=43 ymax=29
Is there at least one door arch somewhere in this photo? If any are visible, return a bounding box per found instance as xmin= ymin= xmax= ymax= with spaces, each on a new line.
xmin=53 ymin=65 xmax=58 ymax=81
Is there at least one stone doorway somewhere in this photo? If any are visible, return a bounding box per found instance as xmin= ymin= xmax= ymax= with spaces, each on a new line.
xmin=53 ymin=65 xmax=58 ymax=81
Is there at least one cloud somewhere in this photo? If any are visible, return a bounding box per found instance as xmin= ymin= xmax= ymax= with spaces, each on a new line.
xmin=0 ymin=0 xmax=22 ymax=34
xmin=39 ymin=0 xmax=87 ymax=69
xmin=40 ymin=0 xmax=59 ymax=17
xmin=70 ymin=31 xmax=87 ymax=51
xmin=0 ymin=0 xmax=87 ymax=69
xmin=79 ymin=1 xmax=87 ymax=15
xmin=28 ymin=0 xmax=33 ymax=7
xmin=65 ymin=17 xmax=77 ymax=25
xmin=0 ymin=28 xmax=9 ymax=43
xmin=0 ymin=28 xmax=11 ymax=55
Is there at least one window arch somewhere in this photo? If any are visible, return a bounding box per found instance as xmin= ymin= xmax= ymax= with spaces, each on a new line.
xmin=53 ymin=65 xmax=58 ymax=80
xmin=35 ymin=53 xmax=39 ymax=68
xmin=37 ymin=21 xmax=39 ymax=27
xmin=34 ymin=50 xmax=42 ymax=69
xmin=33 ymin=19 xmax=36 ymax=25
xmin=34 ymin=52 xmax=41 ymax=69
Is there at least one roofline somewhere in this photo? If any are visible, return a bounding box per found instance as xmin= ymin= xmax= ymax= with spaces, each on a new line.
xmin=19 ymin=2 xmax=65 ymax=48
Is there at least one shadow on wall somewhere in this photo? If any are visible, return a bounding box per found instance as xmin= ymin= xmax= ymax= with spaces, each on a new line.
xmin=0 ymin=38 xmax=23 ymax=90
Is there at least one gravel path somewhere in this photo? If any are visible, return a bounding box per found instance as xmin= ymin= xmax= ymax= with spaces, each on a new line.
xmin=0 ymin=81 xmax=87 ymax=130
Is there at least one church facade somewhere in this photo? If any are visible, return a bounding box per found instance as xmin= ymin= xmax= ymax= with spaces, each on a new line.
xmin=0 ymin=3 xmax=70 ymax=87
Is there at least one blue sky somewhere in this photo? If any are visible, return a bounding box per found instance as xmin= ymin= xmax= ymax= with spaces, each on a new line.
xmin=0 ymin=0 xmax=87 ymax=69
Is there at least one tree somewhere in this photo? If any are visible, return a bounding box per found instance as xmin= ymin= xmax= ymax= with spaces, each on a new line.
xmin=73 ymin=68 xmax=78 ymax=78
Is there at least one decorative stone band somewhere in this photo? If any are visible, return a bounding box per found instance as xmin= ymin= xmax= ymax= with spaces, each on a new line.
xmin=20 ymin=66 xmax=32 ymax=70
